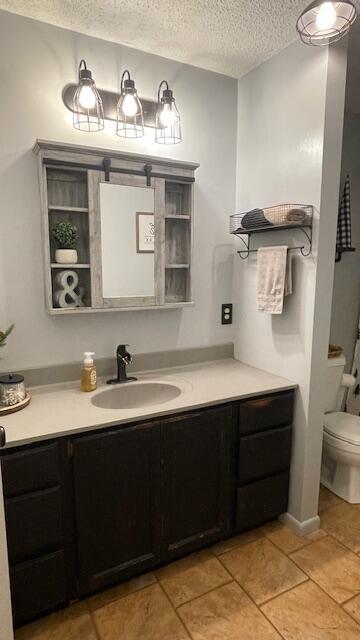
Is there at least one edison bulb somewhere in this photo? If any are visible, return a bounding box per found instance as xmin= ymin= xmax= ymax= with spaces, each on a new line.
xmin=160 ymin=103 xmax=178 ymax=127
xmin=121 ymin=93 xmax=138 ymax=117
xmin=316 ymin=2 xmax=337 ymax=30
xmin=78 ymin=84 xmax=96 ymax=109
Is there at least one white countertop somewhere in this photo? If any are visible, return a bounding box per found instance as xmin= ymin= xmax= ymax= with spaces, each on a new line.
xmin=1 ymin=359 xmax=297 ymax=448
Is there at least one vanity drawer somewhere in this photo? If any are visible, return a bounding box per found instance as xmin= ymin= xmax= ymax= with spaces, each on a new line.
xmin=5 ymin=486 xmax=63 ymax=564
xmin=238 ymin=425 xmax=292 ymax=484
xmin=236 ymin=471 xmax=289 ymax=531
xmin=10 ymin=550 xmax=68 ymax=627
xmin=239 ymin=391 xmax=294 ymax=435
xmin=1 ymin=442 xmax=61 ymax=497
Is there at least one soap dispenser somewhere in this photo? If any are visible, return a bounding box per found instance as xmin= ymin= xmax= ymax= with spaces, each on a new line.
xmin=81 ymin=352 xmax=97 ymax=392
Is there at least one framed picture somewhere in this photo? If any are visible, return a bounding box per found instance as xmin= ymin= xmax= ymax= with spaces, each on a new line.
xmin=136 ymin=212 xmax=155 ymax=253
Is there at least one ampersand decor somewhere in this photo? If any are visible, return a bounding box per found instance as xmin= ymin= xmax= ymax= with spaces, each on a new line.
xmin=53 ymin=270 xmax=85 ymax=308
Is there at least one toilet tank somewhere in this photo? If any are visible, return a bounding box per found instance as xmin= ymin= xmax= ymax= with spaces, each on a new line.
xmin=325 ymin=355 xmax=346 ymax=413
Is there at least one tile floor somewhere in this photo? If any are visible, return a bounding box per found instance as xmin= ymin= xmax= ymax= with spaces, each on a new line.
xmin=15 ymin=485 xmax=360 ymax=640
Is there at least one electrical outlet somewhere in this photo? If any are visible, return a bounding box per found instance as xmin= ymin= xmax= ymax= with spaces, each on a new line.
xmin=221 ymin=303 xmax=233 ymax=325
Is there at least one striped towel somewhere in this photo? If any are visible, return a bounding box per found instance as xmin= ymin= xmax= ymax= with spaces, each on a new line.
xmin=337 ymin=176 xmax=352 ymax=251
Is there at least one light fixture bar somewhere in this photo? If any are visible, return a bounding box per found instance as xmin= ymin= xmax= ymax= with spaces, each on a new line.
xmin=63 ymin=84 xmax=158 ymax=128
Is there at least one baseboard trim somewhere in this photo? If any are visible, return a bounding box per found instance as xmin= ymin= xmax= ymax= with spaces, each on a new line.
xmin=280 ymin=512 xmax=321 ymax=536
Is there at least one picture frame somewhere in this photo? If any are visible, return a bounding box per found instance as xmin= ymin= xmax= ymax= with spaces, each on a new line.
xmin=136 ymin=212 xmax=155 ymax=253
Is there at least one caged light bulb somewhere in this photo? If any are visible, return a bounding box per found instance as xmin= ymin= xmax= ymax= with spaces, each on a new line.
xmin=160 ymin=103 xmax=178 ymax=127
xmin=121 ymin=93 xmax=139 ymax=117
xmin=316 ymin=2 xmax=337 ymax=30
xmin=78 ymin=84 xmax=96 ymax=109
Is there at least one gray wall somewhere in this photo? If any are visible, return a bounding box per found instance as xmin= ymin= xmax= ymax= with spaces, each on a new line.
xmin=330 ymin=112 xmax=360 ymax=372
xmin=234 ymin=41 xmax=347 ymax=529
xmin=0 ymin=10 xmax=237 ymax=370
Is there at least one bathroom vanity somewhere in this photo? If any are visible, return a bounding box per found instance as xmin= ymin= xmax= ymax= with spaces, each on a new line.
xmin=0 ymin=360 xmax=295 ymax=626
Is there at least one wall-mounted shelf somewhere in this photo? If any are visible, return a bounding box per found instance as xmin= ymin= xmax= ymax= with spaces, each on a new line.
xmin=230 ymin=205 xmax=313 ymax=260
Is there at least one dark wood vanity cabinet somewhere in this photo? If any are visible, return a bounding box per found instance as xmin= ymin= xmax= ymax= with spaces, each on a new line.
xmin=1 ymin=441 xmax=73 ymax=627
xmin=72 ymin=404 xmax=235 ymax=595
xmin=72 ymin=420 xmax=162 ymax=596
xmin=161 ymin=405 xmax=236 ymax=558
xmin=235 ymin=391 xmax=294 ymax=531
xmin=1 ymin=389 xmax=294 ymax=626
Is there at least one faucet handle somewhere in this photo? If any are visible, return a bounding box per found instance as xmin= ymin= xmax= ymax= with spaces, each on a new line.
xmin=116 ymin=344 xmax=132 ymax=363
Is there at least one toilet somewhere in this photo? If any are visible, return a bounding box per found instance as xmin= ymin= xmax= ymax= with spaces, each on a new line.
xmin=321 ymin=355 xmax=360 ymax=503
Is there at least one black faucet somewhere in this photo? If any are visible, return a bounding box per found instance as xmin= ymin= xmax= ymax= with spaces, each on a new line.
xmin=107 ymin=345 xmax=137 ymax=385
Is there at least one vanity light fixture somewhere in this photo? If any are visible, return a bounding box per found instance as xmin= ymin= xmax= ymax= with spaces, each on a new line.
xmin=73 ymin=60 xmax=104 ymax=132
xmin=296 ymin=1 xmax=357 ymax=46
xmin=116 ymin=70 xmax=144 ymax=138
xmin=155 ymin=80 xmax=182 ymax=145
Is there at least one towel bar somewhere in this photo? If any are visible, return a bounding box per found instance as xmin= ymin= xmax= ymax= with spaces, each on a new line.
xmin=233 ymin=225 xmax=312 ymax=260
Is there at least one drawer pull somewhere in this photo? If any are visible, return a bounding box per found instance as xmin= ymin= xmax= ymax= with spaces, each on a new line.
xmin=0 ymin=426 xmax=5 ymax=448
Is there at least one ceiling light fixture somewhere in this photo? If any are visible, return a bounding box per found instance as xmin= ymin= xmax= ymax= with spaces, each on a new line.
xmin=73 ymin=60 xmax=104 ymax=132
xmin=296 ymin=1 xmax=357 ymax=45
xmin=155 ymin=81 xmax=182 ymax=145
xmin=116 ymin=70 xmax=144 ymax=138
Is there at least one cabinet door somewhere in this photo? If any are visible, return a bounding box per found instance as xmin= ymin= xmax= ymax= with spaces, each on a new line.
xmin=161 ymin=405 xmax=235 ymax=559
xmin=72 ymin=421 xmax=162 ymax=596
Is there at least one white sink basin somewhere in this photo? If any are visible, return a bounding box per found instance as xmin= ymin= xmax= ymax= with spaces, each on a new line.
xmin=91 ymin=381 xmax=182 ymax=410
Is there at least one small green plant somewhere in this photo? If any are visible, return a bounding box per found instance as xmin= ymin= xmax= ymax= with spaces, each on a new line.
xmin=0 ymin=324 xmax=14 ymax=349
xmin=52 ymin=221 xmax=78 ymax=249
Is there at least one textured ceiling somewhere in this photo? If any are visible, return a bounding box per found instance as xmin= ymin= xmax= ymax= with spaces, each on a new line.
xmin=0 ymin=0 xmax=311 ymax=78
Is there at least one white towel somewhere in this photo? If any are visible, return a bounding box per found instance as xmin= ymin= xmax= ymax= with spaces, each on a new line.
xmin=257 ymin=246 xmax=292 ymax=314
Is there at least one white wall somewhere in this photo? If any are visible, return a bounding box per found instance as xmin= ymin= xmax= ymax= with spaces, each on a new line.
xmin=330 ymin=113 xmax=360 ymax=372
xmin=0 ymin=10 xmax=237 ymax=371
xmin=235 ymin=41 xmax=347 ymax=528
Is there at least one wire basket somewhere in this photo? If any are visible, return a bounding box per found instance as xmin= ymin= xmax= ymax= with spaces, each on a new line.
xmin=230 ymin=204 xmax=313 ymax=235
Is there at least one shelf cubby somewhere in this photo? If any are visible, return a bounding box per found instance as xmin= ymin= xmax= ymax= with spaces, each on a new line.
xmin=48 ymin=209 xmax=90 ymax=265
xmin=47 ymin=168 xmax=88 ymax=209
xmin=51 ymin=267 xmax=91 ymax=309
xmin=165 ymin=267 xmax=190 ymax=303
xmin=165 ymin=182 xmax=191 ymax=217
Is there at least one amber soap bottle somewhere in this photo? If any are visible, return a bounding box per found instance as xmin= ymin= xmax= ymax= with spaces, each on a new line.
xmin=80 ymin=352 xmax=97 ymax=392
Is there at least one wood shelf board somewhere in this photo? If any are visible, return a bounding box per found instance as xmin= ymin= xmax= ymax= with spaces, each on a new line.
xmin=51 ymin=264 xmax=90 ymax=269
xmin=48 ymin=302 xmax=194 ymax=315
xmin=165 ymin=215 xmax=191 ymax=220
xmin=48 ymin=205 xmax=89 ymax=213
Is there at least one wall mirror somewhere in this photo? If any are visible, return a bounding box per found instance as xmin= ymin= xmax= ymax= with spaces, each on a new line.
xmin=91 ymin=173 xmax=163 ymax=308
xmin=99 ymin=181 xmax=155 ymax=300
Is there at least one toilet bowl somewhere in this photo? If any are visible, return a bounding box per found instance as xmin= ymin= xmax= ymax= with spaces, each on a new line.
xmin=322 ymin=412 xmax=360 ymax=503
xmin=321 ymin=356 xmax=359 ymax=502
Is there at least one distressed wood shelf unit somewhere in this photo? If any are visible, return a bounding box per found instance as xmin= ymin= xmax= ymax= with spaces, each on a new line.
xmin=34 ymin=140 xmax=199 ymax=314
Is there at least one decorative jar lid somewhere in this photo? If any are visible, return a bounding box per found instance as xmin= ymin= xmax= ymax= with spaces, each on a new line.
xmin=0 ymin=373 xmax=24 ymax=385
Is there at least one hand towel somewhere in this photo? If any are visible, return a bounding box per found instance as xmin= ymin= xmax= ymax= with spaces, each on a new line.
xmin=336 ymin=175 xmax=354 ymax=261
xmin=257 ymin=246 xmax=291 ymax=314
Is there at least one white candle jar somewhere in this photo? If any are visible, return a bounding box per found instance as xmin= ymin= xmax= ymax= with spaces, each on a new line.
xmin=0 ymin=374 xmax=26 ymax=407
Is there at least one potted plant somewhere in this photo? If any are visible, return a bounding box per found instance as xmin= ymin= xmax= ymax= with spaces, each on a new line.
xmin=0 ymin=324 xmax=14 ymax=356
xmin=52 ymin=221 xmax=79 ymax=264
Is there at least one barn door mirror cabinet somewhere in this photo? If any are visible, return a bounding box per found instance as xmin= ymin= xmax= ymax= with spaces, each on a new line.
xmin=33 ymin=140 xmax=199 ymax=314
